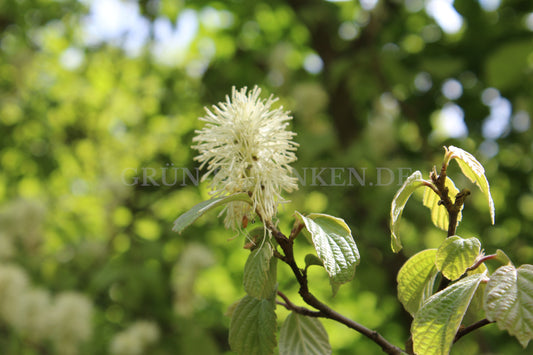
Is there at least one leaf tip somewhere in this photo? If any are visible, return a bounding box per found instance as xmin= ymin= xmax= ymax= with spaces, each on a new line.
xmin=391 ymin=234 xmax=402 ymax=253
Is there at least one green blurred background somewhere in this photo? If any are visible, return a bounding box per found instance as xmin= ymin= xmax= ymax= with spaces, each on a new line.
xmin=1 ymin=0 xmax=532 ymax=354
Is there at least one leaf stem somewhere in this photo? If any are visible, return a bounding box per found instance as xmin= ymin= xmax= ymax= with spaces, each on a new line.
xmin=466 ymin=254 xmax=498 ymax=274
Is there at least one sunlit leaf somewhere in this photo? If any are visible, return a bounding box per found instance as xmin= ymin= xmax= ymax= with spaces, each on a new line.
xmin=390 ymin=170 xmax=428 ymax=252
xmin=436 ymin=236 xmax=481 ymax=281
xmin=296 ymin=212 xmax=359 ymax=292
xmin=397 ymin=249 xmax=438 ymax=316
xmin=229 ymin=295 xmax=277 ymax=355
xmin=494 ymin=249 xmax=513 ymax=266
xmin=484 ymin=264 xmax=533 ymax=347
xmin=464 ymin=275 xmax=488 ymax=323
xmin=279 ymin=312 xmax=331 ymax=355
xmin=304 ymin=254 xmax=324 ymax=269
xmin=423 ymin=177 xmax=462 ymax=231
xmin=446 ymin=146 xmax=495 ymax=225
xmin=172 ymin=193 xmax=252 ymax=233
xmin=243 ymin=243 xmax=277 ymax=299
xmin=412 ymin=272 xmax=486 ymax=355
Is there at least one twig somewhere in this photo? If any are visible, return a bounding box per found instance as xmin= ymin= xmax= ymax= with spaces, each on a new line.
xmin=266 ymin=220 xmax=403 ymax=355
xmin=448 ymin=189 xmax=470 ymax=237
xmin=429 ymin=163 xmax=470 ymax=238
xmin=432 ymin=162 xmax=470 ymax=291
xmin=289 ymin=220 xmax=304 ymax=241
xmin=454 ymin=319 xmax=494 ymax=343
xmin=277 ymin=291 xmax=323 ymax=317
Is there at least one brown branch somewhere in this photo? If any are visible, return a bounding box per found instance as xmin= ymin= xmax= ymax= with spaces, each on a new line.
xmin=454 ymin=319 xmax=494 ymax=343
xmin=431 ymin=163 xmax=470 ymax=292
xmin=448 ymin=189 xmax=470 ymax=237
xmin=266 ymin=220 xmax=403 ymax=355
xmin=429 ymin=163 xmax=470 ymax=238
xmin=277 ymin=291 xmax=323 ymax=317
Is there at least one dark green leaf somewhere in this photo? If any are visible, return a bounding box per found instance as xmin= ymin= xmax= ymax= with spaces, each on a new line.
xmin=229 ymin=296 xmax=277 ymax=355
xmin=243 ymin=243 xmax=277 ymax=299
xmin=279 ymin=312 xmax=331 ymax=355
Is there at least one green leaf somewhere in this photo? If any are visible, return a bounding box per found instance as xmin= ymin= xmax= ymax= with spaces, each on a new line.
xmin=446 ymin=146 xmax=495 ymax=225
xmin=296 ymin=212 xmax=360 ymax=290
xmin=279 ymin=312 xmax=332 ymax=355
xmin=229 ymin=295 xmax=277 ymax=355
xmin=423 ymin=177 xmax=462 ymax=231
xmin=435 ymin=236 xmax=481 ymax=281
xmin=397 ymin=249 xmax=439 ymax=316
xmin=494 ymin=249 xmax=513 ymax=266
xmin=412 ymin=272 xmax=486 ymax=355
xmin=390 ymin=170 xmax=428 ymax=252
xmin=172 ymin=192 xmax=252 ymax=233
xmin=329 ymin=281 xmax=341 ymax=297
xmin=484 ymin=264 xmax=533 ymax=347
xmin=225 ymin=299 xmax=241 ymax=318
xmin=244 ymin=227 xmax=267 ymax=250
xmin=464 ymin=271 xmax=488 ymax=323
xmin=304 ymin=254 xmax=324 ymax=269
xmin=243 ymin=243 xmax=277 ymax=299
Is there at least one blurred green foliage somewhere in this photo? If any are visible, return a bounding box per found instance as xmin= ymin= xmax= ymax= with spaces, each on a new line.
xmin=0 ymin=0 xmax=532 ymax=354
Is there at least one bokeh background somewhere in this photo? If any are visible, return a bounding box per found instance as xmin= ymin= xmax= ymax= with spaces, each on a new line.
xmin=1 ymin=0 xmax=533 ymax=354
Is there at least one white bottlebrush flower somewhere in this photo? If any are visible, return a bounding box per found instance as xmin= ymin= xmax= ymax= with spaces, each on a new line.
xmin=193 ymin=86 xmax=298 ymax=229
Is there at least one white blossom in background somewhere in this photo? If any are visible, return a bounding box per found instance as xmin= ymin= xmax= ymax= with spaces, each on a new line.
xmin=49 ymin=292 xmax=93 ymax=355
xmin=4 ymin=287 xmax=52 ymax=341
xmin=193 ymin=86 xmax=298 ymax=229
xmin=0 ymin=263 xmax=96 ymax=351
xmin=0 ymin=264 xmax=30 ymax=317
xmin=0 ymin=234 xmax=15 ymax=260
xmin=0 ymin=198 xmax=45 ymax=251
xmin=172 ymin=243 xmax=214 ymax=316
xmin=110 ymin=320 xmax=160 ymax=355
